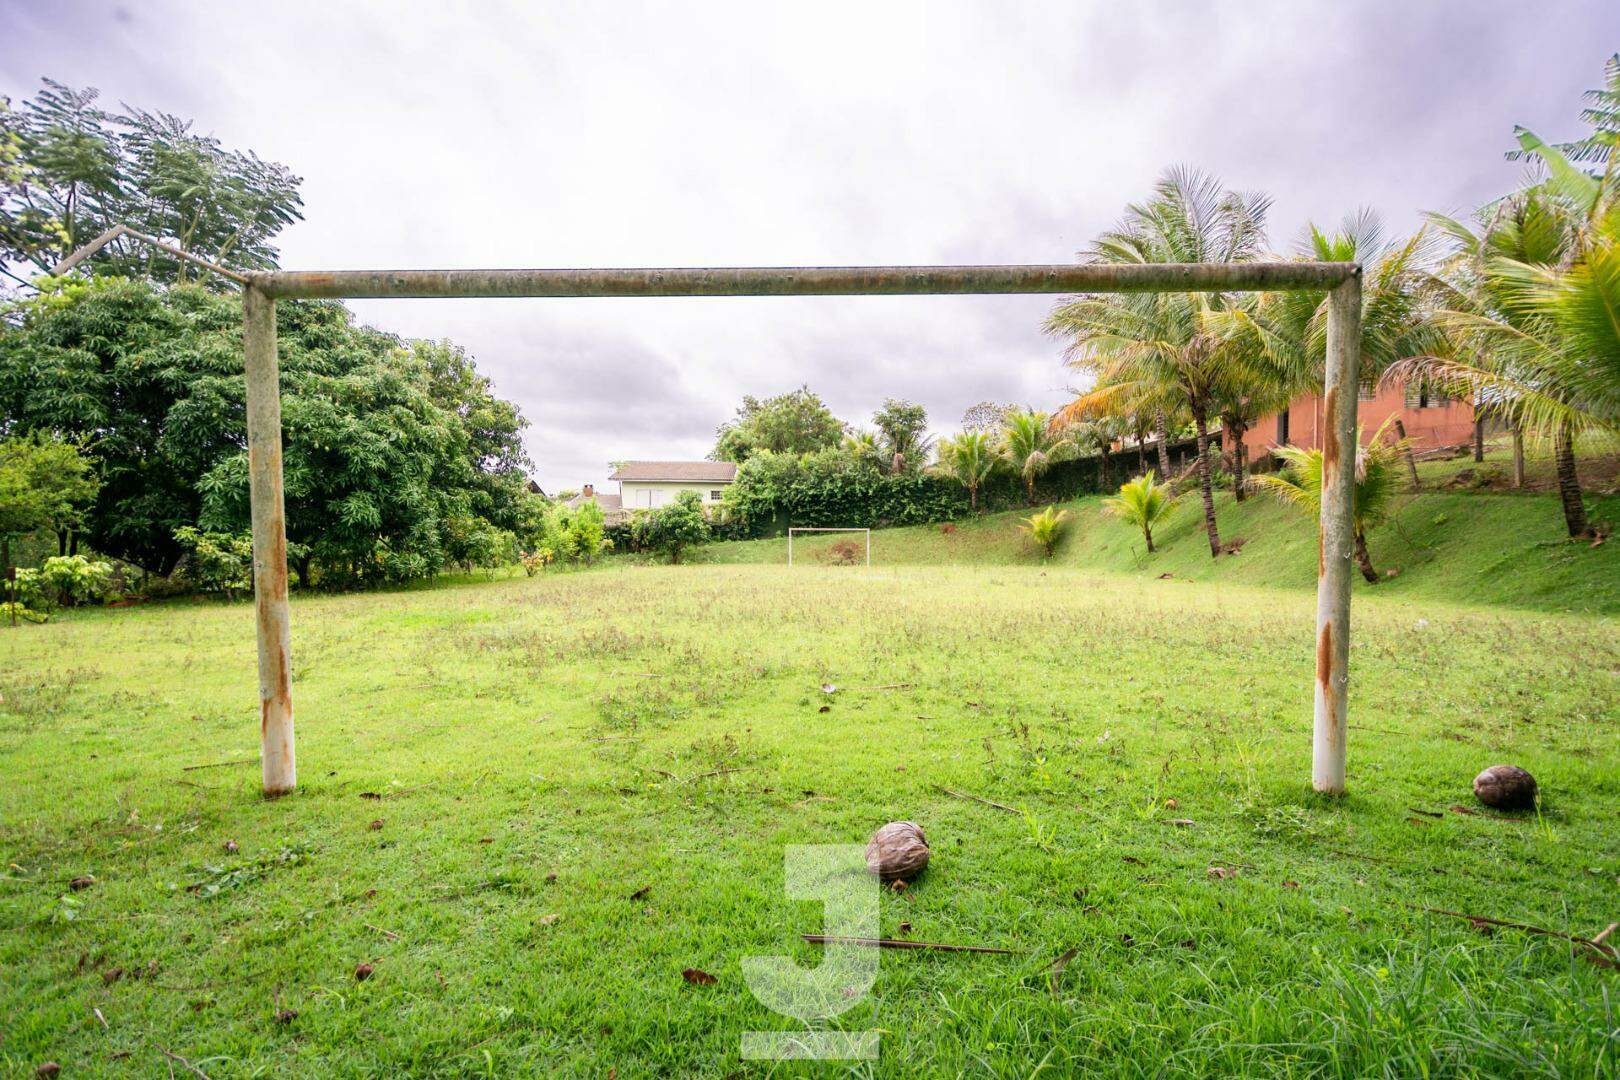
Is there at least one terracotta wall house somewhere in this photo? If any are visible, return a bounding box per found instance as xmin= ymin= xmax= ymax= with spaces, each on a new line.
xmin=1226 ymin=379 xmax=1476 ymax=460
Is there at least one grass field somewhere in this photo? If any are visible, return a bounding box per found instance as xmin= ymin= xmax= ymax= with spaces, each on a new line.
xmin=4 ymin=489 xmax=1619 ymax=1077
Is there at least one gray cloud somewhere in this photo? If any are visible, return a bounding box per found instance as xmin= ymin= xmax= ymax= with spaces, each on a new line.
xmin=3 ymin=0 xmax=1617 ymax=489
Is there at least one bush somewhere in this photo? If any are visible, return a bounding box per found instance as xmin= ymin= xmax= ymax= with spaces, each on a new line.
xmin=36 ymin=555 xmax=115 ymax=606
xmin=634 ymin=491 xmax=711 ymax=564
xmin=174 ymin=526 xmax=253 ymax=600
xmin=722 ymin=448 xmax=967 ymax=536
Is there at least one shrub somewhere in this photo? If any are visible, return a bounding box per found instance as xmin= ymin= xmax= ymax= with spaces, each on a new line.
xmin=635 ymin=491 xmax=711 ymax=564
xmin=174 ymin=526 xmax=254 ymax=600
xmin=36 ymin=555 xmax=115 ymax=607
xmin=825 ymin=539 xmax=863 ymax=565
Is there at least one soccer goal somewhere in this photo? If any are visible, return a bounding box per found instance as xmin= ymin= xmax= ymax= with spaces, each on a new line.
xmin=787 ymin=527 xmax=871 ymax=567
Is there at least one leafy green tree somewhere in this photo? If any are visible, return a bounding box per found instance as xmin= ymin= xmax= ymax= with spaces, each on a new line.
xmin=636 ymin=490 xmax=711 ymax=564
xmin=1250 ymin=423 xmax=1407 ymax=582
xmin=34 ymin=553 xmax=114 ymax=607
xmin=0 ymin=79 xmax=302 ymax=288
xmin=871 ymin=398 xmax=931 ymax=473
xmin=1047 ymin=168 xmax=1272 ymax=556
xmin=999 ymin=409 xmax=1074 ymax=504
xmin=1018 ymin=505 xmax=1070 ymax=558
xmin=0 ymin=277 xmax=530 ymax=583
xmin=712 ymin=386 xmax=845 ymax=463
xmin=1103 ymin=470 xmax=1177 ymax=553
xmin=0 ymin=433 xmax=98 ymax=575
xmin=932 ymin=431 xmax=1000 ymax=512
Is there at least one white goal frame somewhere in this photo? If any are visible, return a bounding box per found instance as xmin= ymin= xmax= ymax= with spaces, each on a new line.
xmin=787 ymin=527 xmax=871 ymax=567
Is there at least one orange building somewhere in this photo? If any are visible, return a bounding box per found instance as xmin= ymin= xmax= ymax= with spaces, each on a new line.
xmin=1226 ymin=379 xmax=1477 ymax=460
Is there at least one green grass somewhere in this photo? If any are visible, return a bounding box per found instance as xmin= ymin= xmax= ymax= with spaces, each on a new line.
xmin=3 ymin=537 xmax=1618 ymax=1074
xmin=701 ymin=453 xmax=1620 ymax=616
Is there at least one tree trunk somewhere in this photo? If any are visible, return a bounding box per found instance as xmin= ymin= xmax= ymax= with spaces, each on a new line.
xmin=1230 ymin=424 xmax=1248 ymax=502
xmin=1554 ymin=422 xmax=1589 ymax=537
xmin=58 ymin=530 xmax=68 ymax=557
xmin=1193 ymin=414 xmax=1221 ymax=557
xmin=1137 ymin=435 xmax=1147 ymax=473
xmin=1143 ymin=523 xmax=1155 ymax=553
xmin=1473 ymin=415 xmax=1485 ymax=462
xmin=1393 ymin=419 xmax=1420 ymax=491
xmin=1353 ymin=531 xmax=1379 ymax=584
xmin=1511 ymin=426 xmax=1526 ymax=489
xmin=1155 ymin=410 xmax=1172 ymax=479
xmin=969 ymin=485 xmax=979 ymax=513
xmin=1025 ymin=474 xmax=1035 ymax=505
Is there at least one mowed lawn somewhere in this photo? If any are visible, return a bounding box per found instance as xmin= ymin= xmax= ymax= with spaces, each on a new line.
xmin=2 ymin=564 xmax=1617 ymax=1076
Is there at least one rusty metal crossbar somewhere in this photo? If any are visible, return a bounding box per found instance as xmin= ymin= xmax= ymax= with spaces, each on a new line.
xmin=51 ymin=235 xmax=1363 ymax=799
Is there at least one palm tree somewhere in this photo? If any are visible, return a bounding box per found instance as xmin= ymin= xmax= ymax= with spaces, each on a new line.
xmin=1250 ymin=421 xmax=1407 ymax=583
xmin=999 ymin=409 xmax=1074 ymax=504
xmin=1208 ymin=210 xmax=1440 ymax=499
xmin=1392 ymin=131 xmax=1619 ymax=537
xmin=1047 ymin=167 xmax=1271 ymax=557
xmin=1103 ymin=470 xmax=1177 ymax=553
xmin=1018 ymin=505 xmax=1070 ymax=558
xmin=932 ymin=431 xmax=1000 ymax=512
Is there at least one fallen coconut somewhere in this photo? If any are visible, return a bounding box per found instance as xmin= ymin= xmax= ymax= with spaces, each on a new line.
xmin=1473 ymin=764 xmax=1537 ymax=810
xmin=865 ymin=821 xmax=929 ymax=881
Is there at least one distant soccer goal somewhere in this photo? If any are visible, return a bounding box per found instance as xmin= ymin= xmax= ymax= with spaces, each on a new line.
xmin=787 ymin=527 xmax=871 ymax=567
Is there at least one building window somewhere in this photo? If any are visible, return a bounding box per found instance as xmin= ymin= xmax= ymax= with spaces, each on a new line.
xmin=710 ymin=490 xmax=724 ymax=501
xmin=1404 ymin=379 xmax=1451 ymax=408
xmin=1359 ymin=381 xmax=1378 ymax=401
xmin=1275 ymin=408 xmax=1290 ymax=446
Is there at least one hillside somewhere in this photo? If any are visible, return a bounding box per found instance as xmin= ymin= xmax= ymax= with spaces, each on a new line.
xmin=700 ymin=472 xmax=1620 ymax=616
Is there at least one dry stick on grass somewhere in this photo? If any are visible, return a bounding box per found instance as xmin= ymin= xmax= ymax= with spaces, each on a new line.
xmin=1408 ymin=905 xmax=1620 ymax=960
xmin=365 ymin=923 xmax=400 ymax=941
xmin=802 ymin=934 xmax=1013 ymax=955
xmin=181 ymin=758 xmax=258 ymax=772
xmin=159 ymin=1048 xmax=212 ymax=1080
xmin=1047 ymin=946 xmax=1079 ymax=996
xmin=1594 ymin=922 xmax=1618 ymax=947
xmin=936 ymin=786 xmax=1022 ymax=815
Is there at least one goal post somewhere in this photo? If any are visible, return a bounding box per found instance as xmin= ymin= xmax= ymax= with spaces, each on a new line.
xmin=787 ymin=527 xmax=871 ymax=567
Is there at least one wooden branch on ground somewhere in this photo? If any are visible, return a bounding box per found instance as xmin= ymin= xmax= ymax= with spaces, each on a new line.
xmin=1407 ymin=905 xmax=1620 ymax=960
xmin=182 ymin=758 xmax=258 ymax=771
xmin=802 ymin=934 xmax=1013 ymax=955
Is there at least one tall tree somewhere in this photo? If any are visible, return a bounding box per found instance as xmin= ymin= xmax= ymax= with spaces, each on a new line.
xmin=932 ymin=431 xmax=1000 ymax=512
xmin=711 ymin=385 xmax=845 ymax=463
xmin=999 ymin=409 xmax=1074 ymax=504
xmin=871 ymin=397 xmax=931 ymax=473
xmin=0 ymin=433 xmax=98 ymax=574
xmin=0 ymin=79 xmax=302 ymax=289
xmin=1046 ymin=167 xmax=1270 ymax=556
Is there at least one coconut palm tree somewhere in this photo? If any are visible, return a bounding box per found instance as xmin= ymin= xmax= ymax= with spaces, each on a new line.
xmin=999 ymin=409 xmax=1074 ymax=504
xmin=1018 ymin=505 xmax=1070 ymax=558
xmin=1250 ymin=421 xmax=1407 ymax=583
xmin=1047 ymin=167 xmax=1270 ymax=557
xmin=932 ymin=431 xmax=1000 ymax=512
xmin=1391 ymin=130 xmax=1619 ymax=538
xmin=1103 ymin=470 xmax=1177 ymax=553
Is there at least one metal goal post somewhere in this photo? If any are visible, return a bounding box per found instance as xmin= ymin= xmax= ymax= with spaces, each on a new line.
xmin=786 ymin=527 xmax=872 ymax=567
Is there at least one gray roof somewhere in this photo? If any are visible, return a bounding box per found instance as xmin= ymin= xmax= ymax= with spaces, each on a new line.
xmin=608 ymin=461 xmax=738 ymax=482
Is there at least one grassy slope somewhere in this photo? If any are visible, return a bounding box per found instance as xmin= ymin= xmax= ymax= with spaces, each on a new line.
xmin=2 ymin=560 xmax=1618 ymax=1076
xmin=700 ymin=474 xmax=1620 ymax=615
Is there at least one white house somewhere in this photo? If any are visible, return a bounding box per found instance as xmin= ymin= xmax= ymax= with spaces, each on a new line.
xmin=610 ymin=461 xmax=738 ymax=509
xmin=564 ymin=461 xmax=737 ymax=524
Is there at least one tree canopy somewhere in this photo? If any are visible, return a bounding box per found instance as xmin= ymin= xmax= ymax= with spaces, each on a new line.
xmin=0 ymin=79 xmax=303 ymax=289
xmin=0 ymin=277 xmax=530 ymax=583
xmin=711 ymin=385 xmax=845 ymax=463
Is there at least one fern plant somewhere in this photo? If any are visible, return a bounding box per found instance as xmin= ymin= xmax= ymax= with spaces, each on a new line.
xmin=1103 ymin=471 xmax=1177 ymax=553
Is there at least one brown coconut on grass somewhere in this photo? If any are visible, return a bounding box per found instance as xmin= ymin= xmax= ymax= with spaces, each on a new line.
xmin=1473 ymin=765 xmax=1538 ymax=810
xmin=866 ymin=821 xmax=930 ymax=881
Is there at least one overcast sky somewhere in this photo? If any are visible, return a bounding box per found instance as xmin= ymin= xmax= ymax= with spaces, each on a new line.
xmin=4 ymin=1 xmax=1618 ymax=491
